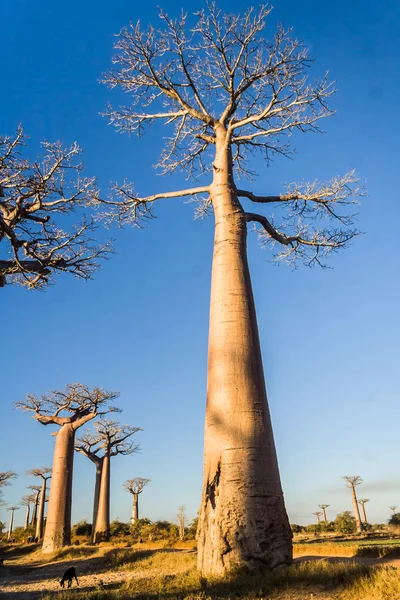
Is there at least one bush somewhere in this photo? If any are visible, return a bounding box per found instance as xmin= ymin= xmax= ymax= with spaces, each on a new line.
xmin=110 ymin=520 xmax=131 ymax=537
xmin=334 ymin=511 xmax=357 ymax=534
xmin=72 ymin=520 xmax=92 ymax=536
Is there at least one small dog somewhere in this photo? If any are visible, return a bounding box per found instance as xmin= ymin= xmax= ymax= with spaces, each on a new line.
xmin=59 ymin=566 xmax=79 ymax=588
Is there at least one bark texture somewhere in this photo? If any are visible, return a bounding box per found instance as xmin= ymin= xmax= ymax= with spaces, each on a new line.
xmin=36 ymin=479 xmax=48 ymax=541
xmin=351 ymin=486 xmax=363 ymax=533
xmin=197 ymin=131 xmax=292 ymax=575
xmin=42 ymin=424 xmax=75 ymax=553
xmin=7 ymin=510 xmax=15 ymax=541
xmin=24 ymin=505 xmax=30 ymax=530
xmin=93 ymin=453 xmax=110 ymax=543
xmin=91 ymin=458 xmax=103 ymax=543
xmin=132 ymin=493 xmax=139 ymax=523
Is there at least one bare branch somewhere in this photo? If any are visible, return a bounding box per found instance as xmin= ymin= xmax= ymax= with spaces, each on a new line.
xmin=124 ymin=477 xmax=151 ymax=495
xmin=26 ymin=467 xmax=52 ymax=481
xmin=0 ymin=127 xmax=112 ymax=288
xmin=0 ymin=472 xmax=17 ymax=487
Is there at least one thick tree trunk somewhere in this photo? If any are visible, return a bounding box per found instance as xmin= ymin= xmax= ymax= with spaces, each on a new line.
xmin=36 ymin=479 xmax=47 ymax=541
xmin=351 ymin=486 xmax=363 ymax=533
xmin=24 ymin=505 xmax=30 ymax=530
xmin=197 ymin=129 xmax=292 ymax=576
xmin=7 ymin=510 xmax=14 ymax=541
xmin=131 ymin=493 xmax=139 ymax=523
xmin=42 ymin=424 xmax=75 ymax=553
xmin=94 ymin=452 xmax=110 ymax=543
xmin=91 ymin=458 xmax=103 ymax=543
xmin=322 ymin=508 xmax=327 ymax=523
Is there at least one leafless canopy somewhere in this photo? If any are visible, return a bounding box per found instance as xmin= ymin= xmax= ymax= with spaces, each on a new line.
xmin=20 ymin=494 xmax=36 ymax=506
xmin=358 ymin=499 xmax=369 ymax=505
xmin=0 ymin=472 xmax=17 ymax=487
xmin=343 ymin=476 xmax=363 ymax=488
xmin=7 ymin=506 xmax=20 ymax=512
xmin=318 ymin=504 xmax=329 ymax=510
xmin=27 ymin=467 xmax=52 ymax=481
xmin=99 ymin=3 xmax=364 ymax=267
xmin=76 ymin=419 xmax=141 ymax=457
xmin=15 ymin=383 xmax=120 ymax=430
xmin=124 ymin=477 xmax=151 ymax=495
xmin=0 ymin=127 xmax=112 ymax=288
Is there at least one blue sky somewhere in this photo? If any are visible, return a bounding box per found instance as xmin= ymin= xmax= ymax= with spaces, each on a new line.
xmin=1 ymin=0 xmax=399 ymax=529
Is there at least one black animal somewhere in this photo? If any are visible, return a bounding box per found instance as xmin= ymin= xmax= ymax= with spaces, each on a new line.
xmin=59 ymin=567 xmax=79 ymax=588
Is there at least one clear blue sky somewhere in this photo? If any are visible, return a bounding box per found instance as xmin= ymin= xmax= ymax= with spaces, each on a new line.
xmin=1 ymin=0 xmax=399 ymax=529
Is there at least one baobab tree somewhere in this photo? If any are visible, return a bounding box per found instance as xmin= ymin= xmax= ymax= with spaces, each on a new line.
xmin=15 ymin=383 xmax=119 ymax=552
xmin=177 ymin=505 xmax=188 ymax=540
xmin=0 ymin=127 xmax=112 ymax=288
xmin=389 ymin=505 xmax=397 ymax=516
xmin=76 ymin=419 xmax=141 ymax=543
xmin=20 ymin=494 xmax=36 ymax=530
xmin=100 ymin=5 xmax=363 ymax=574
xmin=124 ymin=478 xmax=151 ymax=523
xmin=343 ymin=476 xmax=363 ymax=533
xmin=0 ymin=471 xmax=17 ymax=487
xmin=313 ymin=511 xmax=323 ymax=524
xmin=7 ymin=506 xmax=19 ymax=541
xmin=75 ymin=433 xmax=104 ymax=543
xmin=318 ymin=504 xmax=330 ymax=524
xmin=358 ymin=499 xmax=369 ymax=525
xmin=27 ymin=468 xmax=52 ymax=541
xmin=27 ymin=485 xmax=41 ymax=529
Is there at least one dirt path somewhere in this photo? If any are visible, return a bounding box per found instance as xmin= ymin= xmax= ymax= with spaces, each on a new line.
xmin=0 ymin=547 xmax=194 ymax=599
xmin=294 ymin=552 xmax=400 ymax=569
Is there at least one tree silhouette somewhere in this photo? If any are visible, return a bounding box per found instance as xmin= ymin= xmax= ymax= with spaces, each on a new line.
xmin=0 ymin=127 xmax=112 ymax=288
xmin=15 ymin=383 xmax=119 ymax=552
xmin=76 ymin=419 xmax=141 ymax=543
xmin=99 ymin=3 xmax=363 ymax=575
xmin=389 ymin=505 xmax=397 ymax=515
xmin=313 ymin=511 xmax=323 ymax=524
xmin=358 ymin=499 xmax=369 ymax=525
xmin=27 ymin=468 xmax=52 ymax=541
xmin=124 ymin=478 xmax=151 ymax=523
xmin=343 ymin=476 xmax=363 ymax=533
xmin=27 ymin=485 xmax=41 ymax=529
xmin=20 ymin=494 xmax=36 ymax=530
xmin=318 ymin=504 xmax=330 ymax=524
xmin=177 ymin=505 xmax=188 ymax=540
xmin=7 ymin=506 xmax=19 ymax=541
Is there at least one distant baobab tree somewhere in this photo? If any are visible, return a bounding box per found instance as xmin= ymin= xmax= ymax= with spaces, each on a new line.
xmin=0 ymin=127 xmax=112 ymax=288
xmin=343 ymin=476 xmax=363 ymax=533
xmin=389 ymin=506 xmax=397 ymax=515
xmin=177 ymin=505 xmax=188 ymax=541
xmin=318 ymin=504 xmax=330 ymax=524
xmin=76 ymin=419 xmax=141 ymax=543
xmin=27 ymin=468 xmax=52 ymax=541
xmin=313 ymin=511 xmax=323 ymax=524
xmin=15 ymin=383 xmax=119 ymax=552
xmin=99 ymin=3 xmax=363 ymax=574
xmin=7 ymin=506 xmax=19 ymax=541
xmin=358 ymin=499 xmax=370 ymax=525
xmin=27 ymin=485 xmax=41 ymax=529
xmin=124 ymin=478 xmax=151 ymax=523
xmin=20 ymin=494 xmax=36 ymax=530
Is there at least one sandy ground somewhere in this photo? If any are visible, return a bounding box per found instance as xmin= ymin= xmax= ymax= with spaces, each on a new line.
xmin=1 ymin=547 xmax=400 ymax=600
xmin=0 ymin=546 xmax=194 ymax=599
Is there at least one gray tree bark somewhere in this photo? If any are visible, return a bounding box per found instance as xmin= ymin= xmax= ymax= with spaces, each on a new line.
xmin=91 ymin=458 xmax=104 ymax=543
xmin=351 ymin=486 xmax=363 ymax=533
xmin=93 ymin=453 xmax=110 ymax=543
xmin=197 ymin=128 xmax=292 ymax=575
xmin=131 ymin=493 xmax=139 ymax=523
xmin=36 ymin=478 xmax=48 ymax=541
xmin=24 ymin=504 xmax=30 ymax=530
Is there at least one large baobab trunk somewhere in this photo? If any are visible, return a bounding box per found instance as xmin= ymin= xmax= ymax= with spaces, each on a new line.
xmin=350 ymin=486 xmax=363 ymax=533
xmin=197 ymin=130 xmax=292 ymax=575
xmin=36 ymin=479 xmax=48 ymax=541
xmin=91 ymin=458 xmax=103 ymax=543
xmin=94 ymin=453 xmax=110 ymax=543
xmin=131 ymin=493 xmax=139 ymax=523
xmin=42 ymin=424 xmax=75 ymax=553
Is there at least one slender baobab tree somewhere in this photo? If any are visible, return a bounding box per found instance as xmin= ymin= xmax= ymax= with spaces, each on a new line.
xmin=15 ymin=383 xmax=119 ymax=552
xmin=27 ymin=468 xmax=52 ymax=541
xmin=124 ymin=478 xmax=151 ymax=523
xmin=389 ymin=506 xmax=397 ymax=516
xmin=7 ymin=506 xmax=19 ymax=541
xmin=177 ymin=505 xmax=188 ymax=541
xmin=77 ymin=419 xmax=141 ymax=543
xmin=318 ymin=504 xmax=329 ymax=524
xmin=20 ymin=494 xmax=36 ymax=530
xmin=0 ymin=127 xmax=112 ymax=288
xmin=100 ymin=5 xmax=363 ymax=574
xmin=313 ymin=511 xmax=323 ymax=524
xmin=75 ymin=433 xmax=104 ymax=543
xmin=28 ymin=485 xmax=41 ymax=529
xmin=343 ymin=476 xmax=363 ymax=533
xmin=358 ymin=499 xmax=369 ymax=525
